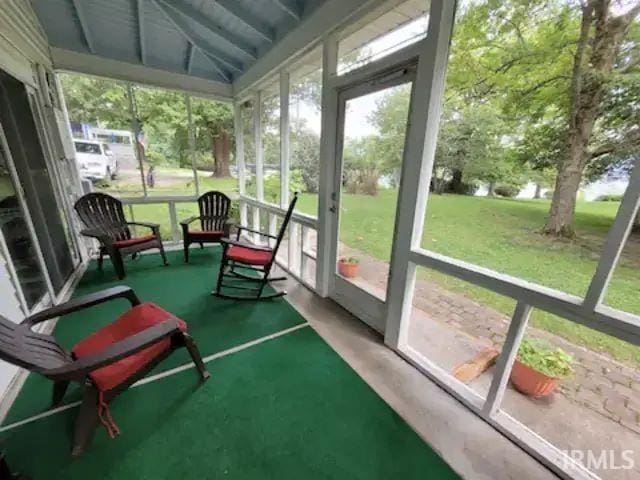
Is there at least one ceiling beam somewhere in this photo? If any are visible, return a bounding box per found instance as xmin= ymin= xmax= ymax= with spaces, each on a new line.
xmin=70 ymin=0 xmax=95 ymax=53
xmin=137 ymin=0 xmax=147 ymax=64
xmin=272 ymin=0 xmax=302 ymax=21
xmin=186 ymin=42 xmax=194 ymax=74
xmin=152 ymin=0 xmax=242 ymax=82
xmin=162 ymin=0 xmax=257 ymax=60
xmin=215 ymin=0 xmax=275 ymax=44
xmin=51 ymin=47 xmax=233 ymax=100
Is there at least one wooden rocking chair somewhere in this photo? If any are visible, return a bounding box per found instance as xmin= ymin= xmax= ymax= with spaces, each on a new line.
xmin=214 ymin=194 xmax=298 ymax=300
xmin=74 ymin=192 xmax=168 ymax=279
xmin=180 ymin=191 xmax=232 ymax=263
xmin=0 ymin=286 xmax=209 ymax=457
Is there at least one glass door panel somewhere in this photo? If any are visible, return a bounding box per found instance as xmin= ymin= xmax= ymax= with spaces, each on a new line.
xmin=0 ymin=137 xmax=47 ymax=309
xmin=336 ymin=82 xmax=412 ymax=299
xmin=330 ymin=73 xmax=413 ymax=331
xmin=0 ymin=70 xmax=74 ymax=294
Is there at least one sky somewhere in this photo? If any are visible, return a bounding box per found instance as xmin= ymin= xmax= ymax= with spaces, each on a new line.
xmin=291 ymin=13 xmax=429 ymax=139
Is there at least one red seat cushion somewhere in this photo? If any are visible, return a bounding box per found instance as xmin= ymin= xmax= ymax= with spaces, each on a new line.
xmin=227 ymin=245 xmax=273 ymax=266
xmin=72 ymin=303 xmax=187 ymax=391
xmin=112 ymin=235 xmax=156 ymax=248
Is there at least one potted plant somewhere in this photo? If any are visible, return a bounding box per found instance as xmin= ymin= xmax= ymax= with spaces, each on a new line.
xmin=510 ymin=338 xmax=573 ymax=398
xmin=338 ymin=257 xmax=360 ymax=278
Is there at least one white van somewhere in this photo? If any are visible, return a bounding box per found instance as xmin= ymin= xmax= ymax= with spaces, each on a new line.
xmin=74 ymin=140 xmax=117 ymax=181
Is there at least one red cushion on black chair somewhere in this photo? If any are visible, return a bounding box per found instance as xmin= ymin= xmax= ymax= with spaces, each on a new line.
xmin=227 ymin=245 xmax=273 ymax=266
xmin=112 ymin=235 xmax=156 ymax=248
xmin=72 ymin=303 xmax=187 ymax=391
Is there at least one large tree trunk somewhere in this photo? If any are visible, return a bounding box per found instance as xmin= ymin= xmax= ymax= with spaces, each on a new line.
xmin=533 ymin=183 xmax=542 ymax=199
xmin=449 ymin=169 xmax=464 ymax=194
xmin=212 ymin=129 xmax=231 ymax=177
xmin=545 ymin=0 xmax=638 ymax=236
xmin=487 ymin=181 xmax=496 ymax=197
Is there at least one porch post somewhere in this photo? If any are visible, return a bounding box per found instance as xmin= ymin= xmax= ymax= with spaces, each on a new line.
xmin=254 ymin=91 xmax=264 ymax=201
xmin=233 ymin=103 xmax=247 ymax=226
xmin=185 ymin=94 xmax=200 ymax=196
xmin=315 ymin=33 xmax=338 ymax=297
xmin=280 ymin=70 xmax=290 ymax=208
xmin=384 ymin=0 xmax=456 ymax=348
xmin=253 ymin=91 xmax=263 ymax=242
xmin=126 ymin=83 xmax=148 ymax=197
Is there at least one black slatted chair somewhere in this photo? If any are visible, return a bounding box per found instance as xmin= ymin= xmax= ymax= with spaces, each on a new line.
xmin=180 ymin=191 xmax=231 ymax=263
xmin=74 ymin=192 xmax=168 ymax=279
xmin=214 ymin=193 xmax=298 ymax=300
xmin=0 ymin=286 xmax=209 ymax=457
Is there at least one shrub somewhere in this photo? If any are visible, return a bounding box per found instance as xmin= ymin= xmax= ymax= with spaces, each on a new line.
xmin=145 ymin=150 xmax=168 ymax=166
xmin=595 ymin=193 xmax=623 ymax=202
xmin=340 ymin=256 xmax=359 ymax=264
xmin=517 ymin=338 xmax=573 ymax=379
xmin=494 ymin=184 xmax=520 ymax=198
xmin=247 ymin=170 xmax=306 ymax=204
xmin=443 ymin=180 xmax=478 ymax=195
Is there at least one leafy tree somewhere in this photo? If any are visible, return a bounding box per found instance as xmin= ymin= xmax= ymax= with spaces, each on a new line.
xmin=544 ymin=0 xmax=640 ymax=236
xmin=60 ymin=74 xmax=130 ymax=129
xmin=290 ymin=123 xmax=321 ymax=193
xmin=60 ymin=74 xmax=234 ymax=177
xmin=191 ymin=97 xmax=233 ymax=177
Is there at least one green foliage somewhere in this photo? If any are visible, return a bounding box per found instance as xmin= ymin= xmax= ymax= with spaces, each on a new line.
xmin=249 ymin=170 xmax=305 ymax=204
xmin=596 ymin=194 xmax=623 ymax=202
xmin=494 ymin=184 xmax=520 ymax=198
xmin=60 ymin=74 xmax=130 ymax=129
xmin=517 ymin=338 xmax=574 ymax=379
xmin=340 ymin=257 xmax=360 ymax=265
xmin=290 ymin=125 xmax=321 ymax=193
xmin=60 ymin=74 xmax=233 ymax=173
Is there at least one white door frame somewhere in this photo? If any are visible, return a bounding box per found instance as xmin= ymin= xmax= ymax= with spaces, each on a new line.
xmin=0 ymin=120 xmax=55 ymax=308
xmin=25 ymin=85 xmax=82 ymax=272
xmin=327 ymin=65 xmax=416 ymax=332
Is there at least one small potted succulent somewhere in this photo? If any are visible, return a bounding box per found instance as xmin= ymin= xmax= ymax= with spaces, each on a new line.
xmin=338 ymin=256 xmax=360 ymax=278
xmin=510 ymin=338 xmax=573 ymax=398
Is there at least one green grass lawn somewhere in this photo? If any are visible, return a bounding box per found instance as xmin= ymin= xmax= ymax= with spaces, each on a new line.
xmin=95 ymin=168 xmax=639 ymax=365
xmin=296 ymin=190 xmax=639 ymax=366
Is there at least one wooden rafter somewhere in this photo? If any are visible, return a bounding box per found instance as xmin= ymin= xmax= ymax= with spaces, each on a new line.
xmin=71 ymin=0 xmax=95 ymax=53
xmin=164 ymin=0 xmax=257 ymax=60
xmin=215 ymin=0 xmax=275 ymax=44
xmin=137 ymin=0 xmax=147 ymax=64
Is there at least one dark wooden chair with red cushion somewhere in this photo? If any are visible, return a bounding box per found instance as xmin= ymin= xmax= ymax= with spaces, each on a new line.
xmin=0 ymin=286 xmax=209 ymax=457
xmin=181 ymin=191 xmax=232 ymax=263
xmin=214 ymin=193 xmax=298 ymax=300
xmin=74 ymin=192 xmax=168 ymax=279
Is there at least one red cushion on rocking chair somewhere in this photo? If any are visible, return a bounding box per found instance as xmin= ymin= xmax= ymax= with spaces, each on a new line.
xmin=72 ymin=303 xmax=187 ymax=391
xmin=227 ymin=245 xmax=273 ymax=266
xmin=112 ymin=235 xmax=156 ymax=248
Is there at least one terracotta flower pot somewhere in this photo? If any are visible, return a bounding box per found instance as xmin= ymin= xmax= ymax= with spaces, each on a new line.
xmin=510 ymin=359 xmax=560 ymax=398
xmin=338 ymin=260 xmax=359 ymax=278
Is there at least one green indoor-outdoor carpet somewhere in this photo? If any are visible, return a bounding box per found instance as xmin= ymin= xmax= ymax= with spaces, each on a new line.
xmin=4 ymin=247 xmax=304 ymax=424
xmin=1 ymin=327 xmax=460 ymax=479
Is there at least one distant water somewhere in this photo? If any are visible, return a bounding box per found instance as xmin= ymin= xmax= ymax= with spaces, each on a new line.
xmin=474 ymin=176 xmax=629 ymax=202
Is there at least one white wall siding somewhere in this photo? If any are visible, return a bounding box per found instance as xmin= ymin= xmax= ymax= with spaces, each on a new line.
xmin=0 ymin=0 xmax=51 ymax=72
